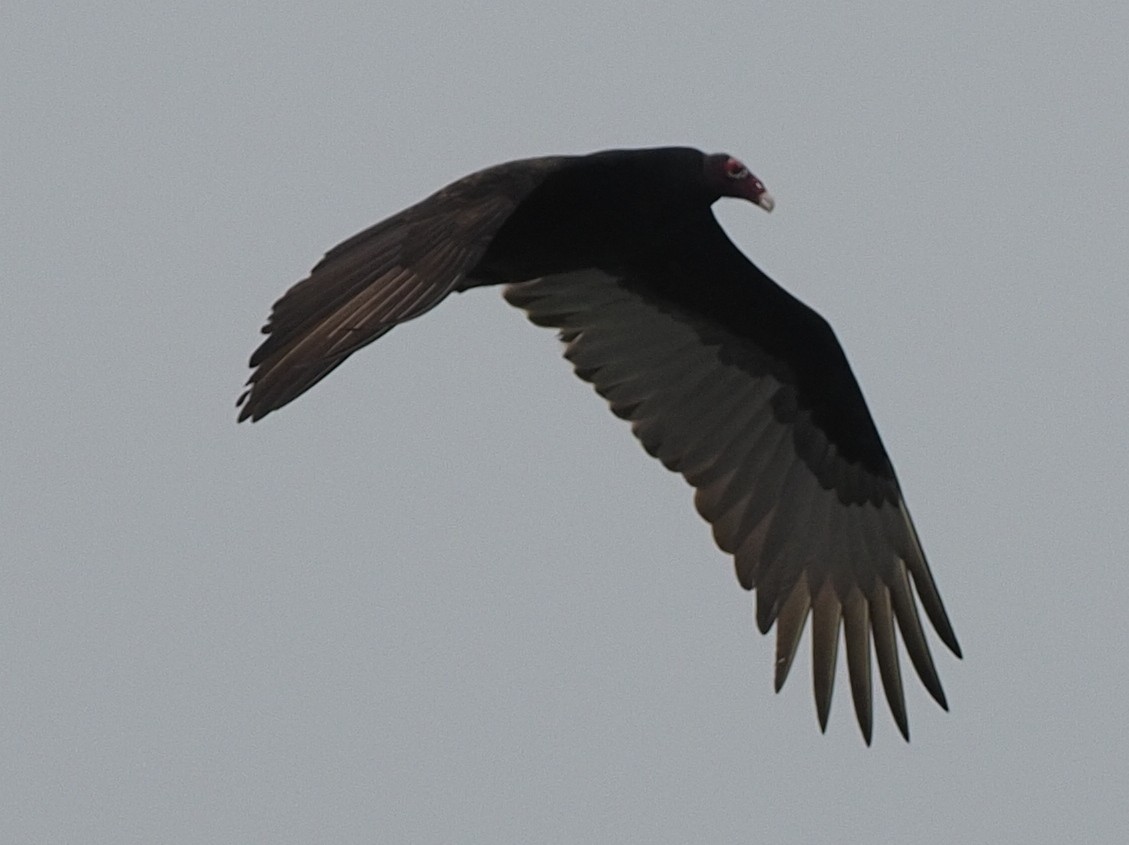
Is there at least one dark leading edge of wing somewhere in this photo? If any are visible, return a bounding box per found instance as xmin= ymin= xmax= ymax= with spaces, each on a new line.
xmin=239 ymin=147 xmax=960 ymax=742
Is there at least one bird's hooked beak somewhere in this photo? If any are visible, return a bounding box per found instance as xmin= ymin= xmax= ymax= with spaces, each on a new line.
xmin=741 ymin=174 xmax=774 ymax=213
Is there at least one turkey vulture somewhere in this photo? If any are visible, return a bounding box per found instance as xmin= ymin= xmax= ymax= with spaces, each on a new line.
xmin=239 ymin=147 xmax=960 ymax=743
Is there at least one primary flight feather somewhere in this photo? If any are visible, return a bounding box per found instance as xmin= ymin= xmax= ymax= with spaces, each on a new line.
xmin=239 ymin=146 xmax=961 ymax=743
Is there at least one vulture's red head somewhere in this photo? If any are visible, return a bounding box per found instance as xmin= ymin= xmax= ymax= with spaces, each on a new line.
xmin=704 ymin=153 xmax=774 ymax=212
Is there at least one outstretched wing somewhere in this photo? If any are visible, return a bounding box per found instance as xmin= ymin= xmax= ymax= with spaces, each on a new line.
xmin=238 ymin=157 xmax=566 ymax=421
xmin=503 ymin=218 xmax=960 ymax=743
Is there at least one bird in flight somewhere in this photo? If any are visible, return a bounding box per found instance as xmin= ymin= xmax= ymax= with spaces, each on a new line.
xmin=239 ymin=147 xmax=961 ymax=743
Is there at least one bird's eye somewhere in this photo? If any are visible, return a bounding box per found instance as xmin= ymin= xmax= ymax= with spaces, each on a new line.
xmin=725 ymin=158 xmax=749 ymax=180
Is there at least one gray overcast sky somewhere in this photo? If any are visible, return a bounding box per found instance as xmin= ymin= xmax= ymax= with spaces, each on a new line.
xmin=3 ymin=2 xmax=1128 ymax=842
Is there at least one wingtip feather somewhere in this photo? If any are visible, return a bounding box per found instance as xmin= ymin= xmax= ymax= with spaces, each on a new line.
xmin=811 ymin=580 xmax=842 ymax=734
xmin=843 ymin=587 xmax=874 ymax=745
xmin=773 ymin=580 xmax=811 ymax=692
